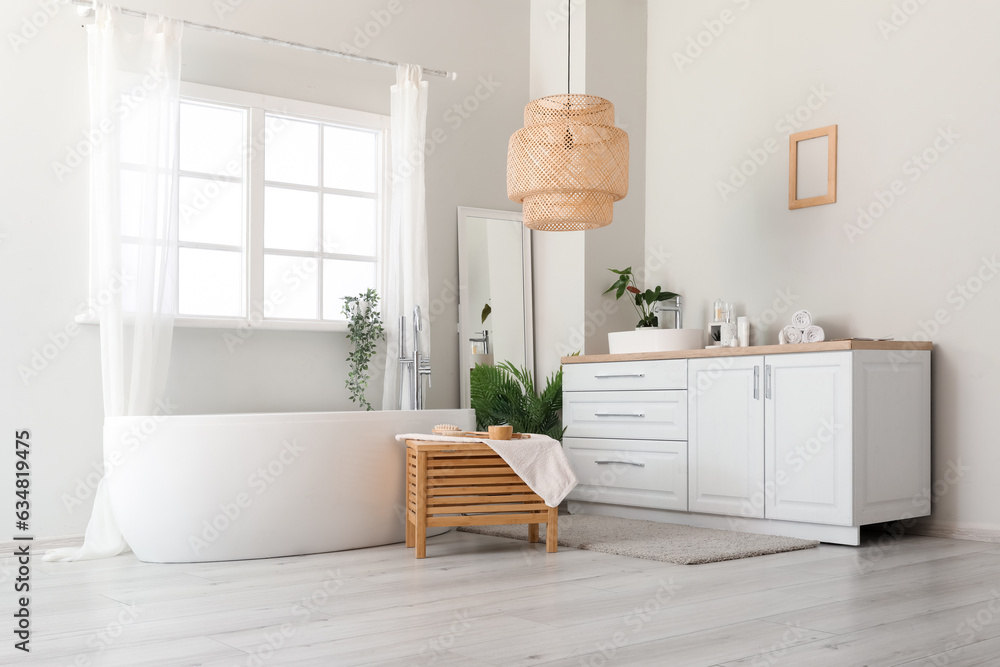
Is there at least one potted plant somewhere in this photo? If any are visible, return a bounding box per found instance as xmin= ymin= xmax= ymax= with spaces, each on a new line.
xmin=342 ymin=288 xmax=385 ymax=411
xmin=604 ymin=267 xmax=679 ymax=328
xmin=470 ymin=361 xmax=564 ymax=441
xmin=603 ymin=267 xmax=700 ymax=354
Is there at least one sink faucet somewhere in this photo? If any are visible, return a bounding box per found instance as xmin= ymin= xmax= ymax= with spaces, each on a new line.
xmin=655 ymin=296 xmax=683 ymax=329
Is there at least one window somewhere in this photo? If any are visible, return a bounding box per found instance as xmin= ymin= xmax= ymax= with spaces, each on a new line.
xmin=114 ymin=83 xmax=388 ymax=331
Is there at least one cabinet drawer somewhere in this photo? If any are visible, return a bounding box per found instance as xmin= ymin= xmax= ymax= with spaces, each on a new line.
xmin=564 ymin=360 xmax=687 ymax=392
xmin=563 ymin=390 xmax=687 ymax=440
xmin=565 ymin=438 xmax=687 ymax=511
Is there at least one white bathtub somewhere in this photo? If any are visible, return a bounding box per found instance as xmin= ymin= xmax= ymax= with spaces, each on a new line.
xmin=103 ymin=409 xmax=475 ymax=563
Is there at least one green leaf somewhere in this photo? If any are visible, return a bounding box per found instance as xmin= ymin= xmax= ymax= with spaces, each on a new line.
xmin=656 ymin=291 xmax=680 ymax=301
xmin=470 ymin=361 xmax=563 ymax=442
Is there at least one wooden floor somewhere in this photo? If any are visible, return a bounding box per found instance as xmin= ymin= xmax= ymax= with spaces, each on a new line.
xmin=5 ymin=529 xmax=1000 ymax=666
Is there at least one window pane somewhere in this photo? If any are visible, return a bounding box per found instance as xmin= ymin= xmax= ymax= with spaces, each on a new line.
xmin=179 ymin=176 xmax=243 ymax=246
xmin=180 ymin=102 xmax=246 ymax=177
xmin=323 ymin=259 xmax=376 ymax=320
xmin=322 ymin=194 xmax=376 ymax=257
xmin=264 ymin=254 xmax=318 ymax=320
xmin=265 ymin=116 xmax=318 ymax=186
xmin=264 ymin=187 xmax=319 ymax=252
xmin=179 ymin=248 xmax=243 ymax=317
xmin=323 ymin=126 xmax=377 ymax=193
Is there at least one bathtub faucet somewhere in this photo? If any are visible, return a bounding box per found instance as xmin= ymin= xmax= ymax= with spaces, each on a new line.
xmin=398 ymin=305 xmax=431 ymax=410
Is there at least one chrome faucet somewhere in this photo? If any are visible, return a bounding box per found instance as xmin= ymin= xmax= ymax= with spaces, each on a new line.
xmin=397 ymin=305 xmax=431 ymax=410
xmin=469 ymin=330 xmax=490 ymax=355
xmin=655 ymin=296 xmax=683 ymax=329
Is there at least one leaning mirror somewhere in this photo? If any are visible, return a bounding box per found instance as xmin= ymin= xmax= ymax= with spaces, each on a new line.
xmin=457 ymin=207 xmax=534 ymax=409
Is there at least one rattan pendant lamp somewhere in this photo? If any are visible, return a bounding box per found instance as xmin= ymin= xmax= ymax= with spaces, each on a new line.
xmin=506 ymin=10 xmax=629 ymax=231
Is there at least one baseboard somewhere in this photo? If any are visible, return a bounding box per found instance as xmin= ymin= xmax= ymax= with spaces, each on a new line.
xmin=0 ymin=534 xmax=84 ymax=555
xmin=906 ymin=521 xmax=1000 ymax=544
xmin=570 ymin=501 xmax=862 ymax=546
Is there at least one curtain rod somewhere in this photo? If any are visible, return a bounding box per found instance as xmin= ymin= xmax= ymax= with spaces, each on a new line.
xmin=71 ymin=0 xmax=456 ymax=80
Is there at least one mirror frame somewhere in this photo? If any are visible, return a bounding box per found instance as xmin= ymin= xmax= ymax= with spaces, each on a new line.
xmin=456 ymin=207 xmax=534 ymax=410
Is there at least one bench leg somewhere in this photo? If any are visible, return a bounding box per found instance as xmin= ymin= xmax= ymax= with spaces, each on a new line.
xmin=528 ymin=523 xmax=539 ymax=543
xmin=546 ymin=506 xmax=558 ymax=553
xmin=406 ymin=514 xmax=415 ymax=548
xmin=416 ymin=520 xmax=427 ymax=559
xmin=415 ymin=451 xmax=428 ymax=559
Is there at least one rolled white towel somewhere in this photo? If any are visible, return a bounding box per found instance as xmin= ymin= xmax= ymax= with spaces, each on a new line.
xmin=781 ymin=325 xmax=803 ymax=344
xmin=804 ymin=325 xmax=825 ymax=343
xmin=791 ymin=309 xmax=813 ymax=329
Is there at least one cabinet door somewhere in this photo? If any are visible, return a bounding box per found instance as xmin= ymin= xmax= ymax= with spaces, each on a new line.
xmin=764 ymin=352 xmax=853 ymax=525
xmin=688 ymin=356 xmax=764 ymax=517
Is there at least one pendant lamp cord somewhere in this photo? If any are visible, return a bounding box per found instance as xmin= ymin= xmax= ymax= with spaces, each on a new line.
xmin=567 ymin=3 xmax=571 ymax=97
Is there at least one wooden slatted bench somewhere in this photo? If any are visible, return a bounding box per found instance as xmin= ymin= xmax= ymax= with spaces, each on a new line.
xmin=405 ymin=439 xmax=558 ymax=558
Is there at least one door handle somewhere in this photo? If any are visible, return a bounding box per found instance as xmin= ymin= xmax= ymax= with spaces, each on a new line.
xmin=753 ymin=365 xmax=760 ymax=400
xmin=765 ymin=365 xmax=772 ymax=400
xmin=594 ymin=373 xmax=645 ymax=379
xmin=594 ymin=460 xmax=645 ymax=467
xmin=593 ymin=412 xmax=645 ymax=418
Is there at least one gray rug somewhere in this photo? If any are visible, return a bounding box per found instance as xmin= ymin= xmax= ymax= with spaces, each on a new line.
xmin=458 ymin=514 xmax=819 ymax=565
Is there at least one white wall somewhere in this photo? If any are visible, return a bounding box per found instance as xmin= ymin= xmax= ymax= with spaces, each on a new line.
xmin=647 ymin=0 xmax=1000 ymax=538
xmin=0 ymin=0 xmax=528 ymax=538
xmin=584 ymin=0 xmax=647 ymax=354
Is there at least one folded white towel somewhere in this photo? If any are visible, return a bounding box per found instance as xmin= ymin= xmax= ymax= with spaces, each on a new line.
xmin=782 ymin=325 xmax=803 ymax=344
xmin=791 ymin=310 xmax=813 ymax=329
xmin=396 ymin=433 xmax=578 ymax=507
xmin=804 ymin=325 xmax=825 ymax=343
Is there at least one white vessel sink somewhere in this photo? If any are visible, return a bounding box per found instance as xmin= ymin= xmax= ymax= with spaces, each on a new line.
xmin=608 ymin=328 xmax=705 ymax=355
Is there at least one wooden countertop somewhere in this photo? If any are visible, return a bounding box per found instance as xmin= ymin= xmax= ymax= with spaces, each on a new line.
xmin=561 ymin=339 xmax=933 ymax=364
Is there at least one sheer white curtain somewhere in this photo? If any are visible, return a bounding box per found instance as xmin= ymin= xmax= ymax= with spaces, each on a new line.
xmin=382 ymin=64 xmax=430 ymax=410
xmin=45 ymin=5 xmax=182 ymax=562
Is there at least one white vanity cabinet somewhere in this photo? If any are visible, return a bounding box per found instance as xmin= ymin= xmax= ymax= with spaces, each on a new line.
xmin=562 ymin=342 xmax=931 ymax=545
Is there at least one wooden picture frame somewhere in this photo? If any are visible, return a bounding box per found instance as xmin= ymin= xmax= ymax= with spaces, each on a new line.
xmin=789 ymin=124 xmax=837 ymax=209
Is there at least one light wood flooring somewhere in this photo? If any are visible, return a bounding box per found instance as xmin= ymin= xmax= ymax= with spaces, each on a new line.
xmin=4 ymin=528 xmax=1000 ymax=666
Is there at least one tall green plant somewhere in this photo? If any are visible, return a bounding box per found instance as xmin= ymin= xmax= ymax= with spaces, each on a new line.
xmin=342 ymin=288 xmax=385 ymax=411
xmin=470 ymin=361 xmax=564 ymax=441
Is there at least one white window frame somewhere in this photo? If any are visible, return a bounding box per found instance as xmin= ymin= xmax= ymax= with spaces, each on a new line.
xmin=78 ymin=82 xmax=390 ymax=333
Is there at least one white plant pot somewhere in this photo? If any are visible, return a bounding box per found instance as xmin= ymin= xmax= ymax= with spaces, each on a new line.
xmin=608 ymin=328 xmax=705 ymax=355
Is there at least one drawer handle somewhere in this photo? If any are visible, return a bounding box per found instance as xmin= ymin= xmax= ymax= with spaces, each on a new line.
xmin=593 ymin=412 xmax=645 ymax=418
xmin=595 ymin=460 xmax=645 ymax=467
xmin=594 ymin=373 xmax=645 ymax=379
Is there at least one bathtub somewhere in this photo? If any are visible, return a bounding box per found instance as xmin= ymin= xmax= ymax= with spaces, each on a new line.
xmin=103 ymin=409 xmax=475 ymax=563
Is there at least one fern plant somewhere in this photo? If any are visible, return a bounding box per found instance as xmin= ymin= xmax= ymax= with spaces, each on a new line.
xmin=342 ymin=288 xmax=385 ymax=411
xmin=470 ymin=361 xmax=564 ymax=441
